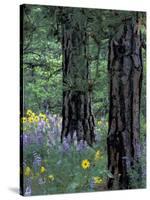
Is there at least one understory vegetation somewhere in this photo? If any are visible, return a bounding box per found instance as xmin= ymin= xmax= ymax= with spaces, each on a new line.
xmin=21 ymin=110 xmax=110 ymax=195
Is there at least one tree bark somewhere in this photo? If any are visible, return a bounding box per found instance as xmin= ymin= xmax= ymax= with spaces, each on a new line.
xmin=107 ymin=19 xmax=143 ymax=189
xmin=61 ymin=8 xmax=95 ymax=145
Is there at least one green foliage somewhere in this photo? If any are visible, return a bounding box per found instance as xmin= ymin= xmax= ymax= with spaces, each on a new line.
xmin=23 ymin=36 xmax=62 ymax=113
xmin=92 ymin=60 xmax=109 ymax=118
xmin=128 ymin=155 xmax=146 ymax=189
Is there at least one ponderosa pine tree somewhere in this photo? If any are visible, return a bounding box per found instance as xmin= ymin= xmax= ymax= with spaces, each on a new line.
xmin=60 ymin=8 xmax=95 ymax=145
xmin=107 ymin=16 xmax=143 ymax=189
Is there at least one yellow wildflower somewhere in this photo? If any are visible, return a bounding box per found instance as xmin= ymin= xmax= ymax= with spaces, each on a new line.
xmin=34 ymin=116 xmax=39 ymax=122
xmin=39 ymin=113 xmax=47 ymax=121
xmin=81 ymin=159 xmax=90 ymax=170
xmin=28 ymin=117 xmax=34 ymax=123
xmin=21 ymin=117 xmax=27 ymax=123
xmin=46 ymin=118 xmax=49 ymax=123
xmin=24 ymin=166 xmax=31 ymax=177
xmin=95 ymin=150 xmax=102 ymax=161
xmin=40 ymin=166 xmax=46 ymax=174
xmin=48 ymin=174 xmax=54 ymax=182
xmin=26 ymin=109 xmax=33 ymax=116
xmin=31 ymin=112 xmax=36 ymax=118
xmin=97 ymin=120 xmax=102 ymax=126
xmin=93 ymin=176 xmax=103 ymax=184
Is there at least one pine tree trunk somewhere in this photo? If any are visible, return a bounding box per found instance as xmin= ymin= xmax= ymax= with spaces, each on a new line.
xmin=107 ymin=19 xmax=143 ymax=189
xmin=61 ymin=8 xmax=95 ymax=145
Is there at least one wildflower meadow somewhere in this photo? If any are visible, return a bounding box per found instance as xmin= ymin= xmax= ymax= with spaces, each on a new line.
xmin=21 ymin=110 xmax=112 ymax=195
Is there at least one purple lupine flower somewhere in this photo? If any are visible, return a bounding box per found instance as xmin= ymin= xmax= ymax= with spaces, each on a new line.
xmin=25 ymin=134 xmax=35 ymax=145
xmin=24 ymin=186 xmax=32 ymax=196
xmin=50 ymin=117 xmax=55 ymax=127
xmin=26 ymin=177 xmax=32 ymax=185
xmin=38 ymin=177 xmax=46 ymax=185
xmin=23 ymin=161 xmax=27 ymax=168
xmin=67 ymin=134 xmax=71 ymax=143
xmin=95 ymin=131 xmax=101 ymax=142
xmin=73 ymin=131 xmax=77 ymax=140
xmin=76 ymin=140 xmax=87 ymax=152
xmin=38 ymin=120 xmax=45 ymax=130
xmin=53 ymin=126 xmax=59 ymax=135
xmin=36 ymin=133 xmax=44 ymax=145
xmin=23 ymin=134 xmax=28 ymax=145
xmin=72 ymin=131 xmax=78 ymax=146
xmin=33 ymin=160 xmax=38 ymax=172
xmin=89 ymin=179 xmax=95 ymax=190
xmin=33 ymin=152 xmax=42 ymax=172
xmin=62 ymin=137 xmax=70 ymax=152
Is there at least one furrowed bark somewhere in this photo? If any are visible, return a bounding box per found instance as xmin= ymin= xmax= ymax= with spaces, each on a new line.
xmin=61 ymin=8 xmax=95 ymax=145
xmin=107 ymin=18 xmax=143 ymax=189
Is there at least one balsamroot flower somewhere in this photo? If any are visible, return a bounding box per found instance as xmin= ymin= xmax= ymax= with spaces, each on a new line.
xmin=24 ymin=166 xmax=31 ymax=177
xmin=26 ymin=109 xmax=33 ymax=116
xmin=21 ymin=117 xmax=27 ymax=123
xmin=97 ymin=120 xmax=102 ymax=126
xmin=40 ymin=166 xmax=46 ymax=174
xmin=81 ymin=159 xmax=90 ymax=169
xmin=28 ymin=117 xmax=34 ymax=123
xmin=48 ymin=174 xmax=54 ymax=182
xmin=95 ymin=150 xmax=102 ymax=161
xmin=39 ymin=113 xmax=47 ymax=121
xmin=34 ymin=116 xmax=39 ymax=122
xmin=93 ymin=176 xmax=103 ymax=184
